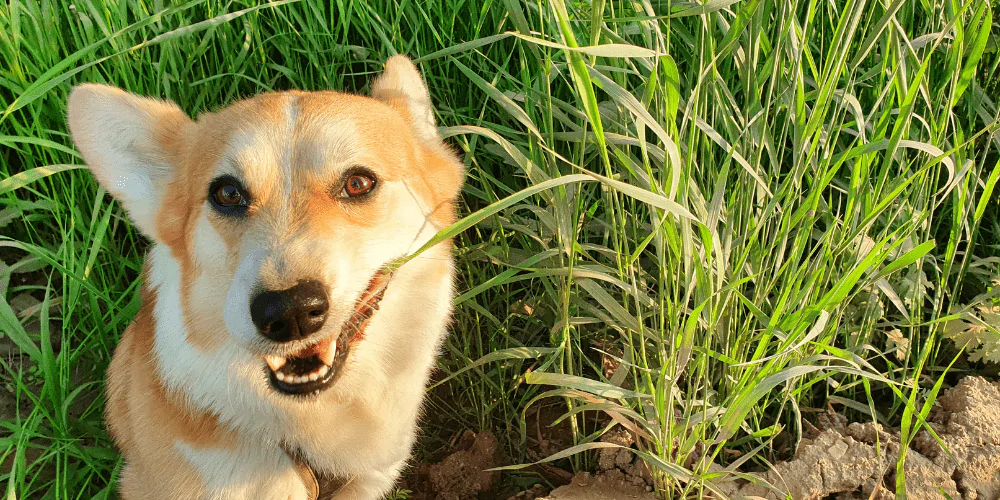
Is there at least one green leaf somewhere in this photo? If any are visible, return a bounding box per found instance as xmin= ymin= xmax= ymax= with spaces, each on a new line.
xmin=0 ymin=165 xmax=84 ymax=196
xmin=509 ymin=32 xmax=661 ymax=58
xmin=525 ymin=371 xmax=650 ymax=400
xmin=954 ymin=2 xmax=992 ymax=105
xmin=412 ymin=33 xmax=513 ymax=63
xmin=429 ymin=347 xmax=557 ymax=390
xmin=489 ymin=442 xmax=621 ymax=471
xmin=876 ymin=241 xmax=935 ymax=279
xmin=0 ymin=294 xmax=40 ymax=360
xmin=387 ymin=174 xmax=592 ymax=271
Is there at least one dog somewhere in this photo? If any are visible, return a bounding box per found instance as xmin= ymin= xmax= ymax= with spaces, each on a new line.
xmin=67 ymin=55 xmax=464 ymax=499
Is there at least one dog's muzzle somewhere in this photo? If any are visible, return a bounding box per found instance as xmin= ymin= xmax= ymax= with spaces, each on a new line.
xmin=258 ymin=269 xmax=393 ymax=396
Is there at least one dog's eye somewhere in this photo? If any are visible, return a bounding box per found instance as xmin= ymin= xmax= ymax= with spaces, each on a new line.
xmin=340 ymin=172 xmax=376 ymax=198
xmin=215 ymin=185 xmax=244 ymax=205
xmin=209 ymin=176 xmax=250 ymax=215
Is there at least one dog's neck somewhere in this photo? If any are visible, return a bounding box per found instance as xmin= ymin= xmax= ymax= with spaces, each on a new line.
xmin=281 ymin=442 xmax=355 ymax=499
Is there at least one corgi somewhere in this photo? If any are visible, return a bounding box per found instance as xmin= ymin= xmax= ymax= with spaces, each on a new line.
xmin=67 ymin=56 xmax=464 ymax=499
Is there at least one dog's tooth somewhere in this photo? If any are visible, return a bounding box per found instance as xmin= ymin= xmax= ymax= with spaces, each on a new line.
xmin=308 ymin=372 xmax=319 ymax=382
xmin=265 ymin=355 xmax=287 ymax=371
xmin=276 ymin=371 xmax=286 ymax=382
xmin=319 ymin=342 xmax=337 ymax=366
xmin=297 ymin=376 xmax=308 ymax=384
xmin=318 ymin=365 xmax=329 ymax=377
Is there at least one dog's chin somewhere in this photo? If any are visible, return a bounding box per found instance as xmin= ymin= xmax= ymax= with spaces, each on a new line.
xmin=261 ymin=268 xmax=393 ymax=397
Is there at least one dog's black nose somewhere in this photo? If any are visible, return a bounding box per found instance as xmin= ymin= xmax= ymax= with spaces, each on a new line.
xmin=250 ymin=281 xmax=329 ymax=342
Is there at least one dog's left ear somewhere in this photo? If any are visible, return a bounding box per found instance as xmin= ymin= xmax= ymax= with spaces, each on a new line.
xmin=372 ymin=55 xmax=439 ymax=143
xmin=372 ymin=56 xmax=464 ymax=206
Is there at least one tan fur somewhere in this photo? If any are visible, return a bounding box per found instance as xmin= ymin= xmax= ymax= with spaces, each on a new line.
xmin=70 ymin=56 xmax=463 ymax=499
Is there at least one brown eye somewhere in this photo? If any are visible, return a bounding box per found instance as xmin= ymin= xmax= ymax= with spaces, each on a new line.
xmin=208 ymin=176 xmax=250 ymax=216
xmin=214 ymin=184 xmax=244 ymax=206
xmin=341 ymin=173 xmax=376 ymax=198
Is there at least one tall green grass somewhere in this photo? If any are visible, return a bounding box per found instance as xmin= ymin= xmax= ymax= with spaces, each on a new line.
xmin=1 ymin=0 xmax=997 ymax=497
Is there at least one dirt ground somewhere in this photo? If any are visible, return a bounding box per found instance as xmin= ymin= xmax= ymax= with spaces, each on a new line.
xmin=406 ymin=376 xmax=1000 ymax=499
xmin=401 ymin=426 xmax=658 ymax=500
xmin=401 ymin=430 xmax=503 ymax=500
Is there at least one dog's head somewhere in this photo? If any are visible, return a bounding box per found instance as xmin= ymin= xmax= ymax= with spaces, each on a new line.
xmin=69 ymin=56 xmax=463 ymax=397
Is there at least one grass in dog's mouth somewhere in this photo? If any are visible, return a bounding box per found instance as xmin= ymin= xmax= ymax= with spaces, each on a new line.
xmin=264 ymin=269 xmax=393 ymax=396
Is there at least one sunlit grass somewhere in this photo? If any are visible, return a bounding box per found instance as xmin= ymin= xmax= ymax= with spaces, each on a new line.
xmin=1 ymin=0 xmax=998 ymax=497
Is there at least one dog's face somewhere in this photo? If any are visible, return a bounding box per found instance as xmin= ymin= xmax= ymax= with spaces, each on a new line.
xmin=69 ymin=57 xmax=462 ymax=397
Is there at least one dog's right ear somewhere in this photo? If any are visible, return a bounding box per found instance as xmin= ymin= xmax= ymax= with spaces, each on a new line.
xmin=68 ymin=84 xmax=191 ymax=240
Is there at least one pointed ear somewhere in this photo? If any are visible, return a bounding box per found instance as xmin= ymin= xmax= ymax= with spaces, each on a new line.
xmin=372 ymin=56 xmax=465 ymax=206
xmin=67 ymin=84 xmax=191 ymax=240
xmin=371 ymin=55 xmax=439 ymax=144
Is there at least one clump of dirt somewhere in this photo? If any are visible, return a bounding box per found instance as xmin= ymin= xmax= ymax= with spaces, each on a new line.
xmin=718 ymin=376 xmax=1000 ymax=499
xmin=538 ymin=428 xmax=655 ymax=500
xmin=402 ymin=400 xmax=579 ymax=499
xmin=539 ymin=471 xmax=657 ymax=500
xmin=506 ymin=484 xmax=549 ymax=500
xmin=522 ymin=404 xmax=578 ymax=482
xmin=595 ymin=428 xmax=653 ymax=489
xmin=718 ymin=425 xmax=936 ymax=499
xmin=404 ymin=430 xmax=501 ymax=500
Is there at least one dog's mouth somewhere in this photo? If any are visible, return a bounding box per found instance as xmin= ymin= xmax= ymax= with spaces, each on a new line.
xmin=264 ymin=269 xmax=393 ymax=396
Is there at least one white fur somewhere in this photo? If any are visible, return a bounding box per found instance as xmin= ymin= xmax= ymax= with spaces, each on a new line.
xmin=223 ymin=243 xmax=268 ymax=343
xmin=175 ymin=441 xmax=310 ymax=499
